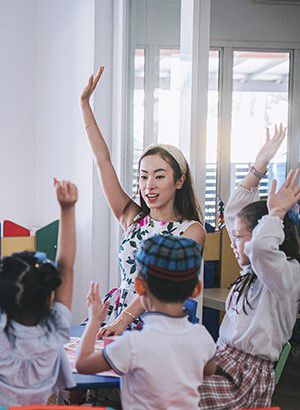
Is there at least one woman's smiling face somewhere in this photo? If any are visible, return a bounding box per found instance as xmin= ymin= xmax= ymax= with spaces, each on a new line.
xmin=138 ymin=154 xmax=184 ymax=215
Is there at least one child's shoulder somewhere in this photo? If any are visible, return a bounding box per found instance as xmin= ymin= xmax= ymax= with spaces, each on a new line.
xmin=191 ymin=323 xmax=216 ymax=345
xmin=0 ymin=309 xmax=8 ymax=333
xmin=50 ymin=302 xmax=72 ymax=331
xmin=51 ymin=301 xmax=72 ymax=316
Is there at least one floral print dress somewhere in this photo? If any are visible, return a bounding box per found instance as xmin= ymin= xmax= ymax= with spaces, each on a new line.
xmin=102 ymin=214 xmax=199 ymax=328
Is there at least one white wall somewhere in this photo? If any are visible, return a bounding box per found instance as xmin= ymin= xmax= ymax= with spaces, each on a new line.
xmin=0 ymin=0 xmax=117 ymax=323
xmin=134 ymin=0 xmax=181 ymax=46
xmin=35 ymin=0 xmax=96 ymax=322
xmin=0 ymin=0 xmax=36 ymax=228
xmin=91 ymin=0 xmax=114 ymax=296
xmin=211 ymin=0 xmax=300 ymax=43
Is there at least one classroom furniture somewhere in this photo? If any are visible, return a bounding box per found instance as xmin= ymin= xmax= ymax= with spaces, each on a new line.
xmin=36 ymin=220 xmax=59 ymax=261
xmin=1 ymin=236 xmax=35 ymax=257
xmin=2 ymin=220 xmax=30 ymax=237
xmin=203 ymin=288 xmax=229 ymax=311
xmin=202 ymin=226 xmax=239 ymax=339
xmin=0 ymin=219 xmax=59 ymax=260
xmin=203 ymin=230 xmax=221 ymax=262
xmin=1 ymin=221 xmax=35 ymax=257
xmin=68 ymin=325 xmax=120 ymax=391
xmin=184 ymin=298 xmax=199 ymax=323
xmin=274 ymin=342 xmax=291 ymax=385
xmin=203 ymin=226 xmax=240 ymax=288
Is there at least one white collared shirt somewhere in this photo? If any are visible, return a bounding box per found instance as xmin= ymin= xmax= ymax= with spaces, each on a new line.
xmin=220 ymin=185 xmax=300 ymax=361
xmin=104 ymin=312 xmax=215 ymax=410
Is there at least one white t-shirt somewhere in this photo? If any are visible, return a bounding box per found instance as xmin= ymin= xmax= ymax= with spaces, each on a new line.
xmin=103 ymin=312 xmax=215 ymax=410
xmin=221 ymin=185 xmax=300 ymax=361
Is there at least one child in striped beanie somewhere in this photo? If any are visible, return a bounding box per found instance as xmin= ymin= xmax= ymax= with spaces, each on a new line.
xmin=76 ymin=234 xmax=216 ymax=410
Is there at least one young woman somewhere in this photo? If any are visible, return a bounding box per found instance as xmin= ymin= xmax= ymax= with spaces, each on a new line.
xmin=80 ymin=66 xmax=205 ymax=337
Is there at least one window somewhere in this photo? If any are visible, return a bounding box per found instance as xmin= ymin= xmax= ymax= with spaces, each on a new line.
xmin=132 ymin=48 xmax=181 ymax=194
xmin=157 ymin=49 xmax=181 ymax=146
xmin=205 ymin=50 xmax=220 ymax=227
xmin=205 ymin=49 xmax=291 ymax=228
xmin=129 ymin=45 xmax=294 ymax=228
xmin=231 ymin=51 xmax=289 ymax=196
xmin=132 ymin=49 xmax=145 ymax=195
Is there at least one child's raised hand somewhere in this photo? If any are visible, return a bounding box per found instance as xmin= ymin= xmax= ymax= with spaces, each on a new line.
xmin=87 ymin=281 xmax=110 ymax=324
xmin=55 ymin=179 xmax=78 ymax=209
xmin=268 ymin=169 xmax=300 ymax=219
xmin=80 ymin=66 xmax=104 ymax=105
xmin=254 ymin=123 xmax=286 ymax=169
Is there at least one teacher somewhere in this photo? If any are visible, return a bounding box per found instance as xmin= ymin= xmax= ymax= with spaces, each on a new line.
xmin=80 ymin=66 xmax=206 ymax=337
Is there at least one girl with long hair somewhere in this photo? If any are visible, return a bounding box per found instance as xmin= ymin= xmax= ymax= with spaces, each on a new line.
xmin=199 ymin=125 xmax=300 ymax=409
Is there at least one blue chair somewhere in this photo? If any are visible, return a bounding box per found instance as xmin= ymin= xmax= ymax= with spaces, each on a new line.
xmin=184 ymin=298 xmax=199 ymax=324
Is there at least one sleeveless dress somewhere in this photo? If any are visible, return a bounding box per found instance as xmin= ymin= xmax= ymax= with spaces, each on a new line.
xmin=101 ymin=214 xmax=199 ymax=328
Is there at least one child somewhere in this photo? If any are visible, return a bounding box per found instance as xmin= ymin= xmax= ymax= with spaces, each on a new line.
xmin=76 ymin=235 xmax=216 ymax=410
xmin=199 ymin=124 xmax=300 ymax=409
xmin=0 ymin=180 xmax=78 ymax=405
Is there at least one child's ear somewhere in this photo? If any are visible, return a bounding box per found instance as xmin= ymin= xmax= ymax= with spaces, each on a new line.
xmin=134 ymin=276 xmax=147 ymax=296
xmin=50 ymin=290 xmax=55 ymax=305
xmin=191 ymin=280 xmax=202 ymax=298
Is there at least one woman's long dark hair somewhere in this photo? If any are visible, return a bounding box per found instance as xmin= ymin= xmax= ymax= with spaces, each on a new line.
xmin=229 ymin=200 xmax=299 ymax=314
xmin=124 ymin=147 xmax=203 ymax=224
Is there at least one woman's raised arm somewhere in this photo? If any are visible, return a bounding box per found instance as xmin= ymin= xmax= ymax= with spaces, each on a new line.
xmin=80 ymin=66 xmax=140 ymax=230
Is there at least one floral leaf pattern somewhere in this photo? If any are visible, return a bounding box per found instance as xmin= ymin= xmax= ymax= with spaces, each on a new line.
xmin=100 ymin=215 xmax=196 ymax=329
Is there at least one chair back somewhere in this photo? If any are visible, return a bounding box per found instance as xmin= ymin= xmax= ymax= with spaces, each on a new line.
xmin=274 ymin=341 xmax=291 ymax=385
xmin=184 ymin=298 xmax=199 ymax=323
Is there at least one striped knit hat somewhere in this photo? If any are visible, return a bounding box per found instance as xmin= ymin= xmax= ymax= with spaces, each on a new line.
xmin=135 ymin=235 xmax=202 ymax=283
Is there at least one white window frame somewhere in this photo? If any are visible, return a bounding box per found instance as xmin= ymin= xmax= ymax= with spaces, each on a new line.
xmin=211 ymin=41 xmax=300 ymax=207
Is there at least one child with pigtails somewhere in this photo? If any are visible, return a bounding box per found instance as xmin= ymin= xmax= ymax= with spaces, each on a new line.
xmin=0 ymin=180 xmax=78 ymax=405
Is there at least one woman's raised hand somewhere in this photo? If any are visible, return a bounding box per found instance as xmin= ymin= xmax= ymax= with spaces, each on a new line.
xmin=268 ymin=169 xmax=300 ymax=219
xmin=254 ymin=123 xmax=286 ymax=170
xmin=80 ymin=66 xmax=104 ymax=105
xmin=97 ymin=314 xmax=132 ymax=339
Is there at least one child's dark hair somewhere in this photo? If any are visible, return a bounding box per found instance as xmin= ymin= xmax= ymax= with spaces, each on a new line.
xmin=229 ymin=200 xmax=300 ymax=314
xmin=138 ymin=269 xmax=198 ymax=303
xmin=237 ymin=200 xmax=300 ymax=262
xmin=135 ymin=235 xmax=201 ymax=303
xmin=0 ymin=251 xmax=61 ymax=326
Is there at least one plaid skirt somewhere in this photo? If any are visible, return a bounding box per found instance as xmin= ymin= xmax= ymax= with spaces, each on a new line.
xmin=198 ymin=340 xmax=275 ymax=410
